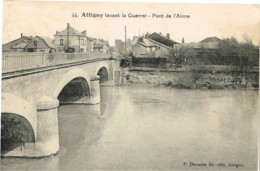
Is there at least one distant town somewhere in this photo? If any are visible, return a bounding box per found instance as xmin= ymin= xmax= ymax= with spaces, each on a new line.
xmin=3 ymin=23 xmax=109 ymax=54
xmin=3 ymin=23 xmax=258 ymax=67
xmin=2 ymin=23 xmax=259 ymax=89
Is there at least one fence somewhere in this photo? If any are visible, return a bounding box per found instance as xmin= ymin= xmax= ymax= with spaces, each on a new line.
xmin=2 ymin=52 xmax=111 ymax=73
xmin=132 ymin=57 xmax=167 ymax=67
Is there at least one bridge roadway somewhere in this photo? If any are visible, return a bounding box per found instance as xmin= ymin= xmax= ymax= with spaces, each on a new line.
xmin=1 ymin=52 xmax=122 ymax=157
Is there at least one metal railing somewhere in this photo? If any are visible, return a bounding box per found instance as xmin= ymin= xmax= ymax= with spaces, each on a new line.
xmin=2 ymin=52 xmax=111 ymax=73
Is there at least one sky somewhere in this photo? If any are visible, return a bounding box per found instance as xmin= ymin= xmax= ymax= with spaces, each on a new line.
xmin=2 ymin=1 xmax=260 ymax=46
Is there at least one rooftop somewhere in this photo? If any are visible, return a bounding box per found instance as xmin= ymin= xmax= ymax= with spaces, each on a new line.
xmin=200 ymin=36 xmax=221 ymax=43
xmin=148 ymin=32 xmax=180 ymax=47
xmin=38 ymin=36 xmax=58 ymax=49
xmin=55 ymin=24 xmax=85 ymax=36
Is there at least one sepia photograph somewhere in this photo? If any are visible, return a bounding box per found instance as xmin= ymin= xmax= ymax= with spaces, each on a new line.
xmin=1 ymin=0 xmax=259 ymax=170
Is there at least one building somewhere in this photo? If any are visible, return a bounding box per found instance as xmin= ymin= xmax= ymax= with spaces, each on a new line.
xmin=147 ymin=32 xmax=180 ymax=49
xmin=2 ymin=34 xmax=57 ymax=53
xmin=132 ymin=32 xmax=180 ymax=59
xmin=2 ymin=34 xmax=32 ymax=52
xmin=86 ymin=37 xmax=94 ymax=53
xmin=93 ymin=39 xmax=109 ymax=53
xmin=132 ymin=37 xmax=158 ymax=57
xmin=24 ymin=36 xmax=58 ymax=53
xmin=181 ymin=36 xmax=221 ymax=64
xmin=54 ymin=23 xmax=87 ymax=53
xmin=115 ymin=39 xmax=124 ymax=54
xmin=115 ymin=38 xmax=132 ymax=55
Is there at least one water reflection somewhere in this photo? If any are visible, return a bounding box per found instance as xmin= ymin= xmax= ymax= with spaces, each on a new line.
xmin=1 ymin=86 xmax=258 ymax=170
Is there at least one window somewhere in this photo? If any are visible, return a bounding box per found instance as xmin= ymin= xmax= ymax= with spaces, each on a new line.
xmin=80 ymin=39 xmax=85 ymax=46
xmin=28 ymin=48 xmax=35 ymax=52
xmin=60 ymin=39 xmax=63 ymax=46
xmin=34 ymin=41 xmax=37 ymax=46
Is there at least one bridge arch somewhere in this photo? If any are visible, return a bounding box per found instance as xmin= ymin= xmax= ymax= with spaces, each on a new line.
xmin=95 ymin=62 xmax=110 ymax=83
xmin=53 ymin=68 xmax=91 ymax=99
xmin=1 ymin=113 xmax=35 ymax=154
xmin=1 ymin=93 xmax=37 ymax=153
xmin=58 ymin=77 xmax=90 ymax=103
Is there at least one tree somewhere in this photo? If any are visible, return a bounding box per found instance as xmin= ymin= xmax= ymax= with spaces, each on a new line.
xmin=216 ymin=36 xmax=259 ymax=86
xmin=169 ymin=45 xmax=193 ymax=67
xmin=238 ymin=35 xmax=259 ymax=86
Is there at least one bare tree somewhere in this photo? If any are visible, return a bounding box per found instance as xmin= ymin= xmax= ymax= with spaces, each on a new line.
xmin=169 ymin=45 xmax=193 ymax=69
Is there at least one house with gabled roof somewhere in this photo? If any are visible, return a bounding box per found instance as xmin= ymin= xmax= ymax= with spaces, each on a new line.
xmin=132 ymin=32 xmax=180 ymax=59
xmin=2 ymin=34 xmax=32 ymax=52
xmin=25 ymin=36 xmax=58 ymax=53
xmin=54 ymin=23 xmax=88 ymax=53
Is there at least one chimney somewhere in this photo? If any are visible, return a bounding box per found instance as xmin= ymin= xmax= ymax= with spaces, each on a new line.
xmin=182 ymin=37 xmax=185 ymax=43
xmin=145 ymin=32 xmax=149 ymax=38
xmin=21 ymin=33 xmax=23 ymax=38
xmin=56 ymin=30 xmax=58 ymax=34
xmin=166 ymin=33 xmax=170 ymax=39
xmin=82 ymin=30 xmax=86 ymax=36
xmin=67 ymin=23 xmax=70 ymax=28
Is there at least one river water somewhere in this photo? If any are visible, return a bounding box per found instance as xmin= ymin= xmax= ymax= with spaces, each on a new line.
xmin=1 ymin=86 xmax=259 ymax=170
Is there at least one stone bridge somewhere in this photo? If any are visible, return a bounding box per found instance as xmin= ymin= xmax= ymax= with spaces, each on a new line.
xmin=1 ymin=52 xmax=122 ymax=157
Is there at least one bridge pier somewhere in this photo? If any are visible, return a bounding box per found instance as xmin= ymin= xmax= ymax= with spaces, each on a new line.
xmin=36 ymin=96 xmax=59 ymax=156
xmin=88 ymin=76 xmax=101 ymax=104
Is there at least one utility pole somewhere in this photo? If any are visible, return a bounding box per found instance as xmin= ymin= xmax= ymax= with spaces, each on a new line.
xmin=67 ymin=23 xmax=70 ymax=49
xmin=125 ymin=25 xmax=127 ymax=57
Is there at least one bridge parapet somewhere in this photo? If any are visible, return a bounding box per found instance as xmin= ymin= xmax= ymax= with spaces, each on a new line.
xmin=2 ymin=52 xmax=111 ymax=73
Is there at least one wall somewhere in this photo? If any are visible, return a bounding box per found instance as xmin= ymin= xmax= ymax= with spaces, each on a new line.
xmin=133 ymin=44 xmax=149 ymax=57
xmin=124 ymin=70 xmax=259 ymax=89
xmin=155 ymin=45 xmax=171 ymax=59
xmin=35 ymin=48 xmax=51 ymax=53
xmin=133 ymin=44 xmax=171 ymax=59
xmin=86 ymin=39 xmax=93 ymax=53
xmin=133 ymin=45 xmax=158 ymax=58
xmin=103 ymin=45 xmax=109 ymax=53
xmin=7 ymin=48 xmax=26 ymax=52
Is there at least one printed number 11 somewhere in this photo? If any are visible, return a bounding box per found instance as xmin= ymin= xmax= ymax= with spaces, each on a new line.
xmin=72 ymin=13 xmax=78 ymax=17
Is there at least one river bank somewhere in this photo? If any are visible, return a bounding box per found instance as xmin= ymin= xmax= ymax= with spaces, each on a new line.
xmin=123 ymin=67 xmax=259 ymax=89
